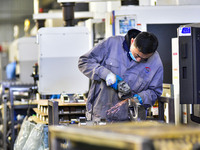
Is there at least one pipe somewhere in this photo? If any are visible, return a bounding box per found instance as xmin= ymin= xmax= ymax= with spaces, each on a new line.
xmin=121 ymin=0 xmax=139 ymax=6
xmin=36 ymin=20 xmax=45 ymax=29
xmin=60 ymin=2 xmax=75 ymax=27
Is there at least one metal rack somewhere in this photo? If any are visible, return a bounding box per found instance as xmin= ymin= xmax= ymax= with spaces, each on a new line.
xmin=1 ymin=83 xmax=37 ymax=150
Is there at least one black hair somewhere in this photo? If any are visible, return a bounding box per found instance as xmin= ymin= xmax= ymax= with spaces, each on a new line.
xmin=134 ymin=32 xmax=158 ymax=54
xmin=125 ymin=28 xmax=141 ymax=48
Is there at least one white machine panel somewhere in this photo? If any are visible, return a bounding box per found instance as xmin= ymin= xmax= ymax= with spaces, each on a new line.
xmin=37 ymin=27 xmax=89 ymax=95
xmin=113 ymin=5 xmax=200 ymax=34
xmin=17 ymin=37 xmax=38 ymax=84
xmin=18 ymin=37 xmax=38 ymax=61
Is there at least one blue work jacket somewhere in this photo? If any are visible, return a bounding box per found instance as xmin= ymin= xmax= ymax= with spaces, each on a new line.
xmin=78 ymin=36 xmax=163 ymax=122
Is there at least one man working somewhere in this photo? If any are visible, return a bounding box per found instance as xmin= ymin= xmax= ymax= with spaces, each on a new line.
xmin=78 ymin=29 xmax=163 ymax=122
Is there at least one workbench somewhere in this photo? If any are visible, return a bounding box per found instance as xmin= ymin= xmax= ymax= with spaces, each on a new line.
xmin=49 ymin=121 xmax=200 ymax=150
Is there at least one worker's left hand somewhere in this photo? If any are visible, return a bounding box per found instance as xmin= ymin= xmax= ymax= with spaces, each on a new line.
xmin=133 ymin=94 xmax=143 ymax=105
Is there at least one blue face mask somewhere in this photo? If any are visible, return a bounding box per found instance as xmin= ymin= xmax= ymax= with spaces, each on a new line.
xmin=129 ymin=51 xmax=137 ymax=61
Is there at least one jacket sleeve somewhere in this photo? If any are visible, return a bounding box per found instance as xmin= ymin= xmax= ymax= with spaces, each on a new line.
xmin=78 ymin=38 xmax=112 ymax=81
xmin=138 ymin=65 xmax=163 ymax=106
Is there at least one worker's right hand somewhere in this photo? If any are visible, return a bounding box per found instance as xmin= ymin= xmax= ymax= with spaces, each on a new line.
xmin=106 ymin=73 xmax=123 ymax=90
xmin=106 ymin=72 xmax=116 ymax=86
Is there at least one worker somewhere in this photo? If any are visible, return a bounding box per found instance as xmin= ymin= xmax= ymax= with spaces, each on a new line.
xmin=78 ymin=29 xmax=163 ymax=122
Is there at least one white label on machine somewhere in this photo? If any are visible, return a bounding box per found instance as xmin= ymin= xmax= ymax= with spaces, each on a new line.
xmin=179 ymin=27 xmax=191 ymax=36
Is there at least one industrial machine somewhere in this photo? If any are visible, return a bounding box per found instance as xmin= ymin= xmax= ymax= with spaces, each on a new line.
xmin=178 ymin=24 xmax=200 ymax=104
xmin=37 ymin=27 xmax=89 ymax=95
xmin=35 ymin=0 xmax=122 ymax=96
xmin=178 ymin=24 xmax=200 ymax=124
xmin=8 ymin=37 xmax=39 ymax=84
xmin=33 ymin=0 xmax=121 ymax=49
xmin=172 ymin=23 xmax=200 ymax=124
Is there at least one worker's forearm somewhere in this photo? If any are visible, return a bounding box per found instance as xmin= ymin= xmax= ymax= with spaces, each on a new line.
xmin=78 ymin=55 xmax=110 ymax=81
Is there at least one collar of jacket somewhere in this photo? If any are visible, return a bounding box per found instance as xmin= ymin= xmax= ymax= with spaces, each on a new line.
xmin=123 ymin=40 xmax=132 ymax=61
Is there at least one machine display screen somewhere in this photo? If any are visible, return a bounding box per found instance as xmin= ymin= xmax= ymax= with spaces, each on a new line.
xmin=119 ymin=18 xmax=136 ymax=34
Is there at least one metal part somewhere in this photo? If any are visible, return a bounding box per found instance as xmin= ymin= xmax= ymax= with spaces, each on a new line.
xmin=78 ymin=117 xmax=86 ymax=126
xmin=48 ymin=100 xmax=59 ymax=150
xmin=128 ymin=99 xmax=138 ymax=121
xmin=190 ymin=104 xmax=200 ymax=124
xmin=98 ymin=118 xmax=106 ymax=126
xmin=48 ymin=100 xmax=59 ymax=126
xmin=128 ymin=98 xmax=147 ymax=121
xmin=158 ymin=96 xmax=175 ymax=123
xmin=61 ymin=93 xmax=70 ymax=103
xmin=36 ymin=19 xmax=45 ymax=30
xmin=3 ymin=94 xmax=8 ymax=150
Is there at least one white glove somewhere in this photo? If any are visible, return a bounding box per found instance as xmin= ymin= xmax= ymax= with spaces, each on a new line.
xmin=105 ymin=72 xmax=116 ymax=86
